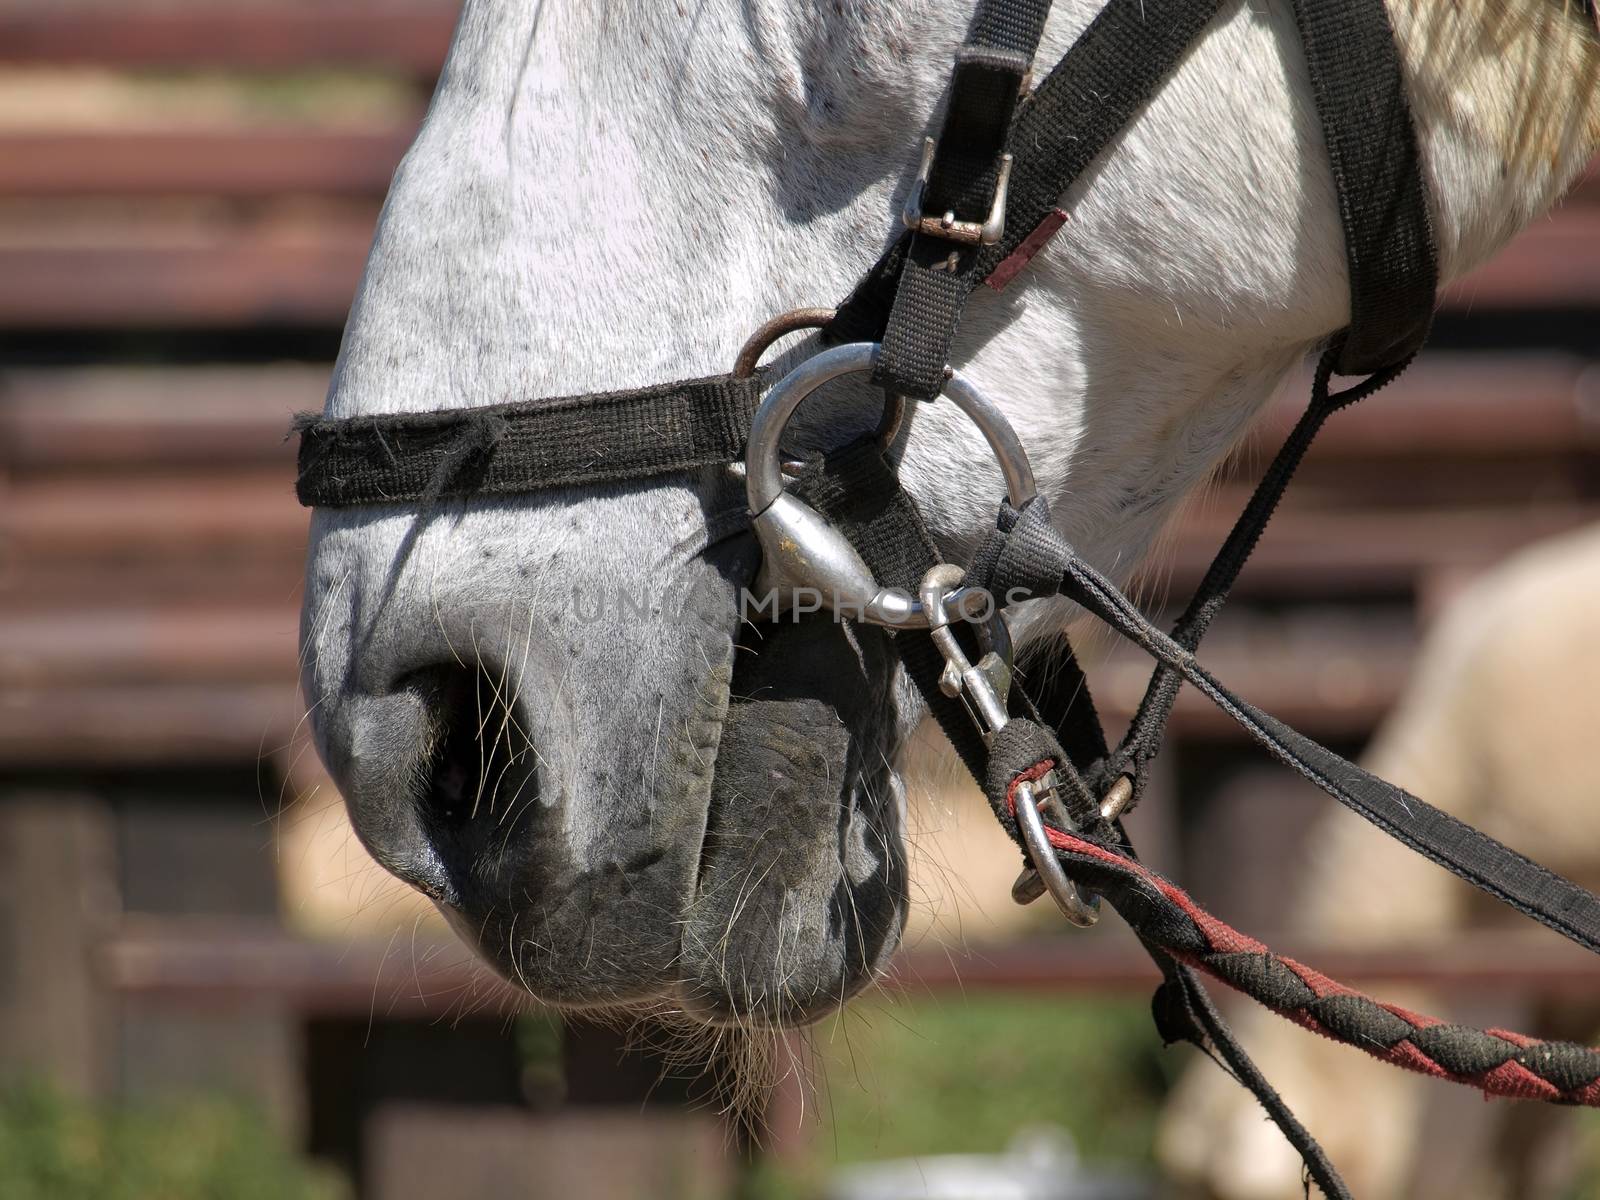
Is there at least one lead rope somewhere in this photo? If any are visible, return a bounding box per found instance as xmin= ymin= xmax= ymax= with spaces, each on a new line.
xmin=1012 ymin=810 xmax=1600 ymax=1107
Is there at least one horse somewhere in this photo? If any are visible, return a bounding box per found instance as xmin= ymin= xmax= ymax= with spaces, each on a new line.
xmin=298 ymin=0 xmax=1600 ymax=1047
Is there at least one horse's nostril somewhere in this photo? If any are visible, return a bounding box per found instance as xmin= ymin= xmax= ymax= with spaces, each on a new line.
xmin=401 ymin=661 xmax=541 ymax=889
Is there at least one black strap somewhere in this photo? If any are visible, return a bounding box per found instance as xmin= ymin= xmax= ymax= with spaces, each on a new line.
xmin=871 ymin=0 xmax=1052 ymax=399
xmin=1151 ymin=952 xmax=1353 ymax=1200
xmin=788 ymin=438 xmax=1023 ymax=784
xmin=1111 ymin=344 xmax=1413 ymax=803
xmin=973 ymin=496 xmax=1600 ymax=959
xmin=293 ymin=373 xmax=764 ymax=507
xmin=833 ymin=0 xmax=1229 ymax=360
xmin=839 ymin=0 xmax=1437 ymax=382
xmin=799 ymin=441 xmax=1349 ymax=1189
xmin=1288 ymin=0 xmax=1437 ymax=373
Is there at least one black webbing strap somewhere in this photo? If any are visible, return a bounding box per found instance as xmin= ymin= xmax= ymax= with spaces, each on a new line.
xmin=840 ymin=0 xmax=1437 ymax=383
xmin=785 ymin=437 xmax=1101 ymax=797
xmin=920 ymin=0 xmax=1052 ymax=221
xmin=1111 ymin=343 xmax=1413 ymax=803
xmin=966 ymin=500 xmax=1110 ymax=775
xmin=832 ymin=0 xmax=1228 ymax=359
xmin=870 ymin=0 xmax=1051 ymax=399
xmin=786 ymin=440 xmax=994 ymax=782
xmin=293 ymin=373 xmax=764 ymax=507
xmin=972 ymin=496 xmax=1600 ymax=959
xmin=1288 ymin=0 xmax=1437 ymax=373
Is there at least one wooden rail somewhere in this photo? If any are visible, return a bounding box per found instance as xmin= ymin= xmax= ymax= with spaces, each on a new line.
xmin=0 ymin=4 xmax=460 ymax=73
xmin=0 ymin=130 xmax=414 ymax=199
xmin=1253 ymin=353 xmax=1600 ymax=459
xmin=97 ymin=925 xmax=1600 ymax=1015
xmin=1 ymin=364 xmax=325 ymax=468
xmin=0 ymin=230 xmax=373 ymax=329
xmin=1158 ymin=502 xmax=1600 ymax=594
xmin=3 ymin=354 xmax=1592 ymax=472
xmin=2 ymin=204 xmax=1596 ymax=329
xmin=0 ymin=683 xmax=301 ymax=765
xmin=0 ymin=604 xmax=1413 ymax=744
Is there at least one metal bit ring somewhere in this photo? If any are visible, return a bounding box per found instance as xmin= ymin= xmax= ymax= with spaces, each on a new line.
xmin=745 ymin=342 xmax=1037 ymax=628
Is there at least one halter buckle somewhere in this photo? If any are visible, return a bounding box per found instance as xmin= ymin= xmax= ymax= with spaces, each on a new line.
xmin=901 ymin=137 xmax=1013 ymax=247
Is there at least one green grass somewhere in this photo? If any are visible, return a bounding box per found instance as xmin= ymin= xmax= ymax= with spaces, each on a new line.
xmin=0 ymin=1082 xmax=348 ymax=1200
xmin=749 ymin=992 xmax=1170 ymax=1198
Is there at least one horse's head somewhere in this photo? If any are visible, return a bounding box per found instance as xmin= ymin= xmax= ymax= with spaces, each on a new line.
xmin=301 ymin=0 xmax=1598 ymax=1028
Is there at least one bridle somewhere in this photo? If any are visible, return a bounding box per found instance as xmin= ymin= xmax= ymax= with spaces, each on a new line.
xmin=295 ymin=1 xmax=1600 ymax=1192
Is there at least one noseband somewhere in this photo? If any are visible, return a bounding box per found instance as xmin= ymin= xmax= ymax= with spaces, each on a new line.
xmin=295 ymin=2 xmax=1600 ymax=1192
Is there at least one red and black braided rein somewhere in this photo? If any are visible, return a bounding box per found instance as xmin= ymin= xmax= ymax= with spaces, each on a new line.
xmin=1004 ymin=774 xmax=1600 ymax=1106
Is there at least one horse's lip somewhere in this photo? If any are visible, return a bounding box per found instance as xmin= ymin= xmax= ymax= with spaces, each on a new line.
xmin=674 ymin=613 xmax=905 ymax=1026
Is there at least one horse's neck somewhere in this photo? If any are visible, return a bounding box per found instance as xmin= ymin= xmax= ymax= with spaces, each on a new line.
xmin=333 ymin=0 xmax=1597 ymax=592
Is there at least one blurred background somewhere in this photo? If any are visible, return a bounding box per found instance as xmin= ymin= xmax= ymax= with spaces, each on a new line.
xmin=0 ymin=2 xmax=1597 ymax=1197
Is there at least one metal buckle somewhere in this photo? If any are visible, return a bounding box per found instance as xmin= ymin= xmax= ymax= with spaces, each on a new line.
xmin=743 ymin=342 xmax=1036 ymax=628
xmin=900 ymin=137 xmax=1013 ymax=247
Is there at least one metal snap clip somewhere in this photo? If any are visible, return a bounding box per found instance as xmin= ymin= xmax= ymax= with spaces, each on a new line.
xmin=1012 ymin=771 xmax=1102 ymax=928
xmin=917 ymin=563 xmax=1100 ymax=928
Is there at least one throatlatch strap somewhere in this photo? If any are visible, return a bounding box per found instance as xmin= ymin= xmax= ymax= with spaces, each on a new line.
xmin=293 ymin=373 xmax=764 ymax=507
xmin=1112 ymin=344 xmax=1414 ymax=801
xmin=1288 ymin=0 xmax=1438 ymax=373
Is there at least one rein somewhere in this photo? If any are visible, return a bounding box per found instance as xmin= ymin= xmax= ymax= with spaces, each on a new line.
xmin=295 ymin=1 xmax=1600 ymax=1191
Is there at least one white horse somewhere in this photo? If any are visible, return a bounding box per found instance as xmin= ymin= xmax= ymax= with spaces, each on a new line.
xmin=299 ymin=0 xmax=1599 ymax=1038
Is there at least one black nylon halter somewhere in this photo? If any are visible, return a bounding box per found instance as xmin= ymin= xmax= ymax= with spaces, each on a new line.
xmin=294 ymin=372 xmax=763 ymax=506
xmin=294 ymin=2 xmax=1599 ymax=1193
xmin=296 ymin=0 xmax=1440 ymax=504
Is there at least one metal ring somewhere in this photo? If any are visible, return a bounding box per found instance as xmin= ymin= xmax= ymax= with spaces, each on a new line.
xmin=733 ymin=308 xmax=904 ymax=451
xmin=743 ymin=343 xmax=1037 ymax=628
xmin=732 ymin=308 xmax=837 ymax=380
xmin=747 ymin=343 xmax=1036 ymax=513
xmin=1013 ymin=779 xmax=1101 ymax=928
